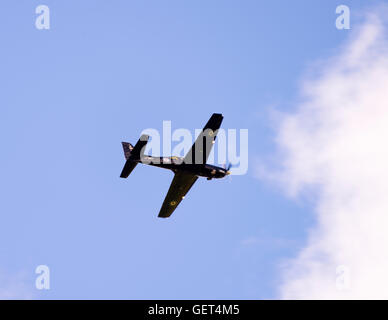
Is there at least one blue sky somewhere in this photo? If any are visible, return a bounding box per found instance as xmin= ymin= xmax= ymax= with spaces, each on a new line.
xmin=0 ymin=0 xmax=383 ymax=299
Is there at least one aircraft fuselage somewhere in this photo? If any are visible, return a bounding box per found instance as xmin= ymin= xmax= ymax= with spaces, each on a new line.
xmin=137 ymin=156 xmax=229 ymax=180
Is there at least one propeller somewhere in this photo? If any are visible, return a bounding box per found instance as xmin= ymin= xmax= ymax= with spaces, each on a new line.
xmin=223 ymin=163 xmax=233 ymax=176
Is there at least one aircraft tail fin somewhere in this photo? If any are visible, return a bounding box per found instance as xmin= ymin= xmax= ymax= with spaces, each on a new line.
xmin=121 ymin=142 xmax=134 ymax=160
xmin=119 ymin=134 xmax=150 ymax=179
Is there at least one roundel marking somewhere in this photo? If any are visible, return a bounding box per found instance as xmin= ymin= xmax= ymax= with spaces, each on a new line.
xmin=208 ymin=130 xmax=214 ymax=136
xmin=170 ymin=201 xmax=177 ymax=206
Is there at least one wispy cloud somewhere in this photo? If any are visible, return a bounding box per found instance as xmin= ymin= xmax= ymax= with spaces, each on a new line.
xmin=261 ymin=8 xmax=388 ymax=299
xmin=0 ymin=270 xmax=36 ymax=300
xmin=241 ymin=236 xmax=298 ymax=249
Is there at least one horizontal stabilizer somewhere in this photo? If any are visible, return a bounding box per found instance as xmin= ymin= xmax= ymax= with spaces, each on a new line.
xmin=131 ymin=134 xmax=149 ymax=160
xmin=120 ymin=160 xmax=137 ymax=178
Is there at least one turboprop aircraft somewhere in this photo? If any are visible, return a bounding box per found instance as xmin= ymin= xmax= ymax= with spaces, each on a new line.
xmin=120 ymin=113 xmax=231 ymax=218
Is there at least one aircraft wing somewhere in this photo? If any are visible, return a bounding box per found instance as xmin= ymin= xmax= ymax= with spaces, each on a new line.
xmin=183 ymin=113 xmax=224 ymax=165
xmin=158 ymin=171 xmax=198 ymax=218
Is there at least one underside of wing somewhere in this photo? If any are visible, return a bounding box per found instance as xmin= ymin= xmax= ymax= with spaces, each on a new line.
xmin=183 ymin=113 xmax=223 ymax=165
xmin=158 ymin=171 xmax=198 ymax=218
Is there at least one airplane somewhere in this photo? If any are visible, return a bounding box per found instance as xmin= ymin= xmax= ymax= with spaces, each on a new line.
xmin=120 ymin=113 xmax=231 ymax=218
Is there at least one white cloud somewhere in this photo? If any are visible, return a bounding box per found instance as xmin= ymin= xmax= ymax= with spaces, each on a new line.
xmin=266 ymin=10 xmax=388 ymax=299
